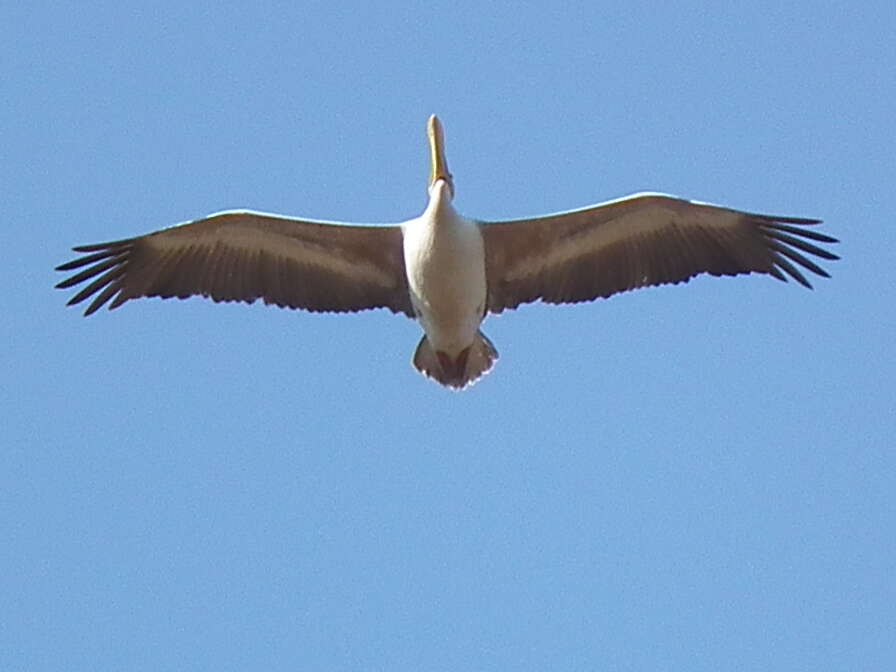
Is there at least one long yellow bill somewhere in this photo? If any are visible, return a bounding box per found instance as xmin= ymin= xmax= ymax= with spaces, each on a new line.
xmin=428 ymin=114 xmax=452 ymax=191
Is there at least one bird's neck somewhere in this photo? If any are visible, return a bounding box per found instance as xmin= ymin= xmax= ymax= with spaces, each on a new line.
xmin=426 ymin=179 xmax=456 ymax=219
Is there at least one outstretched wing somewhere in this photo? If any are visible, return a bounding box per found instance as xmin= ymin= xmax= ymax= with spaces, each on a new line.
xmin=56 ymin=210 xmax=414 ymax=317
xmin=481 ymin=193 xmax=838 ymax=313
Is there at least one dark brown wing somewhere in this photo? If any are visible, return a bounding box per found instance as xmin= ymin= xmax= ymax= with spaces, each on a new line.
xmin=481 ymin=193 xmax=838 ymax=313
xmin=56 ymin=210 xmax=414 ymax=317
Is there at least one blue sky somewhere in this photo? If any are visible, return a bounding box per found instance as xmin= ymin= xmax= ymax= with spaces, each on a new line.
xmin=3 ymin=2 xmax=894 ymax=670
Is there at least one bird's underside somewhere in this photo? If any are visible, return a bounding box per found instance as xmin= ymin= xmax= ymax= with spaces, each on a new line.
xmin=56 ymin=116 xmax=839 ymax=390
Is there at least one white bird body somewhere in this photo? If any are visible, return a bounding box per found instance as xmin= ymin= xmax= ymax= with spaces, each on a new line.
xmin=403 ymin=180 xmax=486 ymax=355
xmin=56 ymin=115 xmax=838 ymax=390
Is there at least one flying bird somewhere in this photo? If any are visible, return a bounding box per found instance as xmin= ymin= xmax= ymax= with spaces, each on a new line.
xmin=56 ymin=116 xmax=838 ymax=389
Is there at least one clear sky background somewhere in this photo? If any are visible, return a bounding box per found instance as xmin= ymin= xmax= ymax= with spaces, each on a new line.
xmin=3 ymin=3 xmax=894 ymax=670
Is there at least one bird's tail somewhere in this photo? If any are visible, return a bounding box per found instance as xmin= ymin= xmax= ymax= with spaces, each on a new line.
xmin=413 ymin=330 xmax=498 ymax=390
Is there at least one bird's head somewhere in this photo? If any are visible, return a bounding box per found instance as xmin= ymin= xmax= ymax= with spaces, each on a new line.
xmin=427 ymin=115 xmax=454 ymax=200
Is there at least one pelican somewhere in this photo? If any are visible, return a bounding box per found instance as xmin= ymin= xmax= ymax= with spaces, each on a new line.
xmin=56 ymin=115 xmax=838 ymax=389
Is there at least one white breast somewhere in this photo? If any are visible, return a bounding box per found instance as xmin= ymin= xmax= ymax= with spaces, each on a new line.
xmin=403 ymin=191 xmax=486 ymax=355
